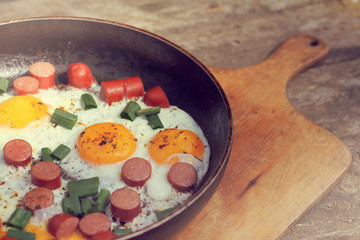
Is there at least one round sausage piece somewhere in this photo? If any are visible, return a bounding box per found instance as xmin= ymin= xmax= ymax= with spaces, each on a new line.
xmin=110 ymin=188 xmax=141 ymax=222
xmin=78 ymin=212 xmax=111 ymax=238
xmin=13 ymin=76 xmax=39 ymax=95
xmin=48 ymin=213 xmax=79 ymax=239
xmin=121 ymin=157 xmax=151 ymax=187
xmin=167 ymin=162 xmax=198 ymax=192
xmin=67 ymin=62 xmax=95 ymax=89
xmin=123 ymin=76 xmax=144 ymax=99
xmin=29 ymin=61 xmax=56 ymax=89
xmin=31 ymin=161 xmax=61 ymax=190
xmin=90 ymin=230 xmax=117 ymax=240
xmin=23 ymin=187 xmax=54 ymax=211
xmin=3 ymin=139 xmax=32 ymax=167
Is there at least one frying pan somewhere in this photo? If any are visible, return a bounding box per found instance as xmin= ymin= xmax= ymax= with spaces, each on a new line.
xmin=0 ymin=17 xmax=233 ymax=239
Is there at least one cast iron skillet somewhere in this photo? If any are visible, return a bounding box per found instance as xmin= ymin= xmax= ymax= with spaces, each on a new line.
xmin=0 ymin=17 xmax=233 ymax=239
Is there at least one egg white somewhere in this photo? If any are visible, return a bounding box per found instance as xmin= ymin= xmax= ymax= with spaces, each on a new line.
xmin=0 ymin=83 xmax=210 ymax=232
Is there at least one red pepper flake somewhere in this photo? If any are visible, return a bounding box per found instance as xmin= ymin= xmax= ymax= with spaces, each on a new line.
xmin=0 ymin=181 xmax=5 ymax=185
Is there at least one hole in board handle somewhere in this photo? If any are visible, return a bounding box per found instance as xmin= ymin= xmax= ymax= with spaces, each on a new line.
xmin=310 ymin=39 xmax=319 ymax=46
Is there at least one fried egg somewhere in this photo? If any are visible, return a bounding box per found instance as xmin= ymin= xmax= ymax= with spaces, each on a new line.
xmin=76 ymin=122 xmax=137 ymax=164
xmin=0 ymin=95 xmax=48 ymax=128
xmin=0 ymin=83 xmax=210 ymax=238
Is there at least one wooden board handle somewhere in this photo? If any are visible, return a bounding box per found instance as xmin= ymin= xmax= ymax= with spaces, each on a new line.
xmin=264 ymin=34 xmax=328 ymax=82
xmin=209 ymin=34 xmax=329 ymax=114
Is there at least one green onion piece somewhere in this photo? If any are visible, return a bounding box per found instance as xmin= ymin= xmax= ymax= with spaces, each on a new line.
xmin=50 ymin=108 xmax=78 ymax=130
xmin=146 ymin=114 xmax=164 ymax=130
xmin=136 ymin=106 xmax=161 ymax=116
xmin=113 ymin=228 xmax=132 ymax=237
xmin=89 ymin=188 xmax=110 ymax=213
xmin=51 ymin=144 xmax=71 ymax=161
xmin=155 ymin=205 xmax=180 ymax=221
xmin=7 ymin=229 xmax=35 ymax=240
xmin=120 ymin=101 xmax=141 ymax=121
xmin=0 ymin=77 xmax=9 ymax=94
xmin=7 ymin=208 xmax=32 ymax=230
xmin=68 ymin=177 xmax=99 ymax=198
xmin=41 ymin=147 xmax=53 ymax=162
xmin=80 ymin=198 xmax=93 ymax=215
xmin=62 ymin=195 xmax=82 ymax=217
xmin=81 ymin=93 xmax=98 ymax=110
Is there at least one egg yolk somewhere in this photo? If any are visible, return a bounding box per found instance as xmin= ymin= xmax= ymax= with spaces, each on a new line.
xmin=76 ymin=122 xmax=137 ymax=164
xmin=0 ymin=95 xmax=48 ymax=128
xmin=149 ymin=128 xmax=205 ymax=164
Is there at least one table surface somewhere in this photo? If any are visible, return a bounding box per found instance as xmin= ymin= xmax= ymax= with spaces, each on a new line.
xmin=1 ymin=0 xmax=359 ymax=239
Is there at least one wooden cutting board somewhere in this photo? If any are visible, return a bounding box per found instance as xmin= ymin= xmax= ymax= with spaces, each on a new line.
xmin=173 ymin=34 xmax=352 ymax=240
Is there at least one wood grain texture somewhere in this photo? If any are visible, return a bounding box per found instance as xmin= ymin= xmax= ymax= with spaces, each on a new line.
xmin=173 ymin=35 xmax=352 ymax=240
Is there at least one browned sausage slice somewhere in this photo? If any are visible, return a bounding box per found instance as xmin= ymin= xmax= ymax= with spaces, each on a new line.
xmin=110 ymin=188 xmax=141 ymax=222
xmin=3 ymin=139 xmax=32 ymax=167
xmin=31 ymin=161 xmax=61 ymax=190
xmin=23 ymin=187 xmax=54 ymax=211
xmin=121 ymin=157 xmax=152 ymax=187
xmin=47 ymin=213 xmax=79 ymax=239
xmin=78 ymin=212 xmax=111 ymax=238
xmin=29 ymin=61 xmax=56 ymax=89
xmin=167 ymin=162 xmax=198 ymax=192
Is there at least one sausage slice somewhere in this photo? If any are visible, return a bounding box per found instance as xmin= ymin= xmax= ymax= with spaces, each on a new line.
xmin=23 ymin=187 xmax=54 ymax=211
xmin=90 ymin=230 xmax=117 ymax=240
xmin=48 ymin=213 xmax=79 ymax=239
xmin=78 ymin=212 xmax=111 ymax=238
xmin=29 ymin=61 xmax=56 ymax=89
xmin=110 ymin=188 xmax=141 ymax=222
xmin=121 ymin=157 xmax=151 ymax=187
xmin=31 ymin=161 xmax=61 ymax=190
xmin=167 ymin=162 xmax=198 ymax=192
xmin=13 ymin=76 xmax=39 ymax=95
xmin=3 ymin=139 xmax=32 ymax=167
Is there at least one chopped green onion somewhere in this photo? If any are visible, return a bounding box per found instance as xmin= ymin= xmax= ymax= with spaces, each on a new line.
xmin=89 ymin=188 xmax=110 ymax=213
xmin=41 ymin=147 xmax=53 ymax=162
xmin=120 ymin=101 xmax=141 ymax=121
xmin=136 ymin=106 xmax=161 ymax=116
xmin=7 ymin=229 xmax=35 ymax=240
xmin=68 ymin=177 xmax=99 ymax=198
xmin=50 ymin=108 xmax=78 ymax=130
xmin=81 ymin=93 xmax=98 ymax=110
xmin=51 ymin=144 xmax=71 ymax=161
xmin=146 ymin=114 xmax=164 ymax=130
xmin=62 ymin=195 xmax=82 ymax=217
xmin=7 ymin=208 xmax=32 ymax=230
xmin=80 ymin=198 xmax=93 ymax=215
xmin=0 ymin=77 xmax=9 ymax=94
xmin=113 ymin=228 xmax=132 ymax=237
xmin=155 ymin=205 xmax=180 ymax=221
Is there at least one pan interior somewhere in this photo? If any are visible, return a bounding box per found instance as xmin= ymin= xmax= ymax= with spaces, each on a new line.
xmin=0 ymin=17 xmax=230 ymax=193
